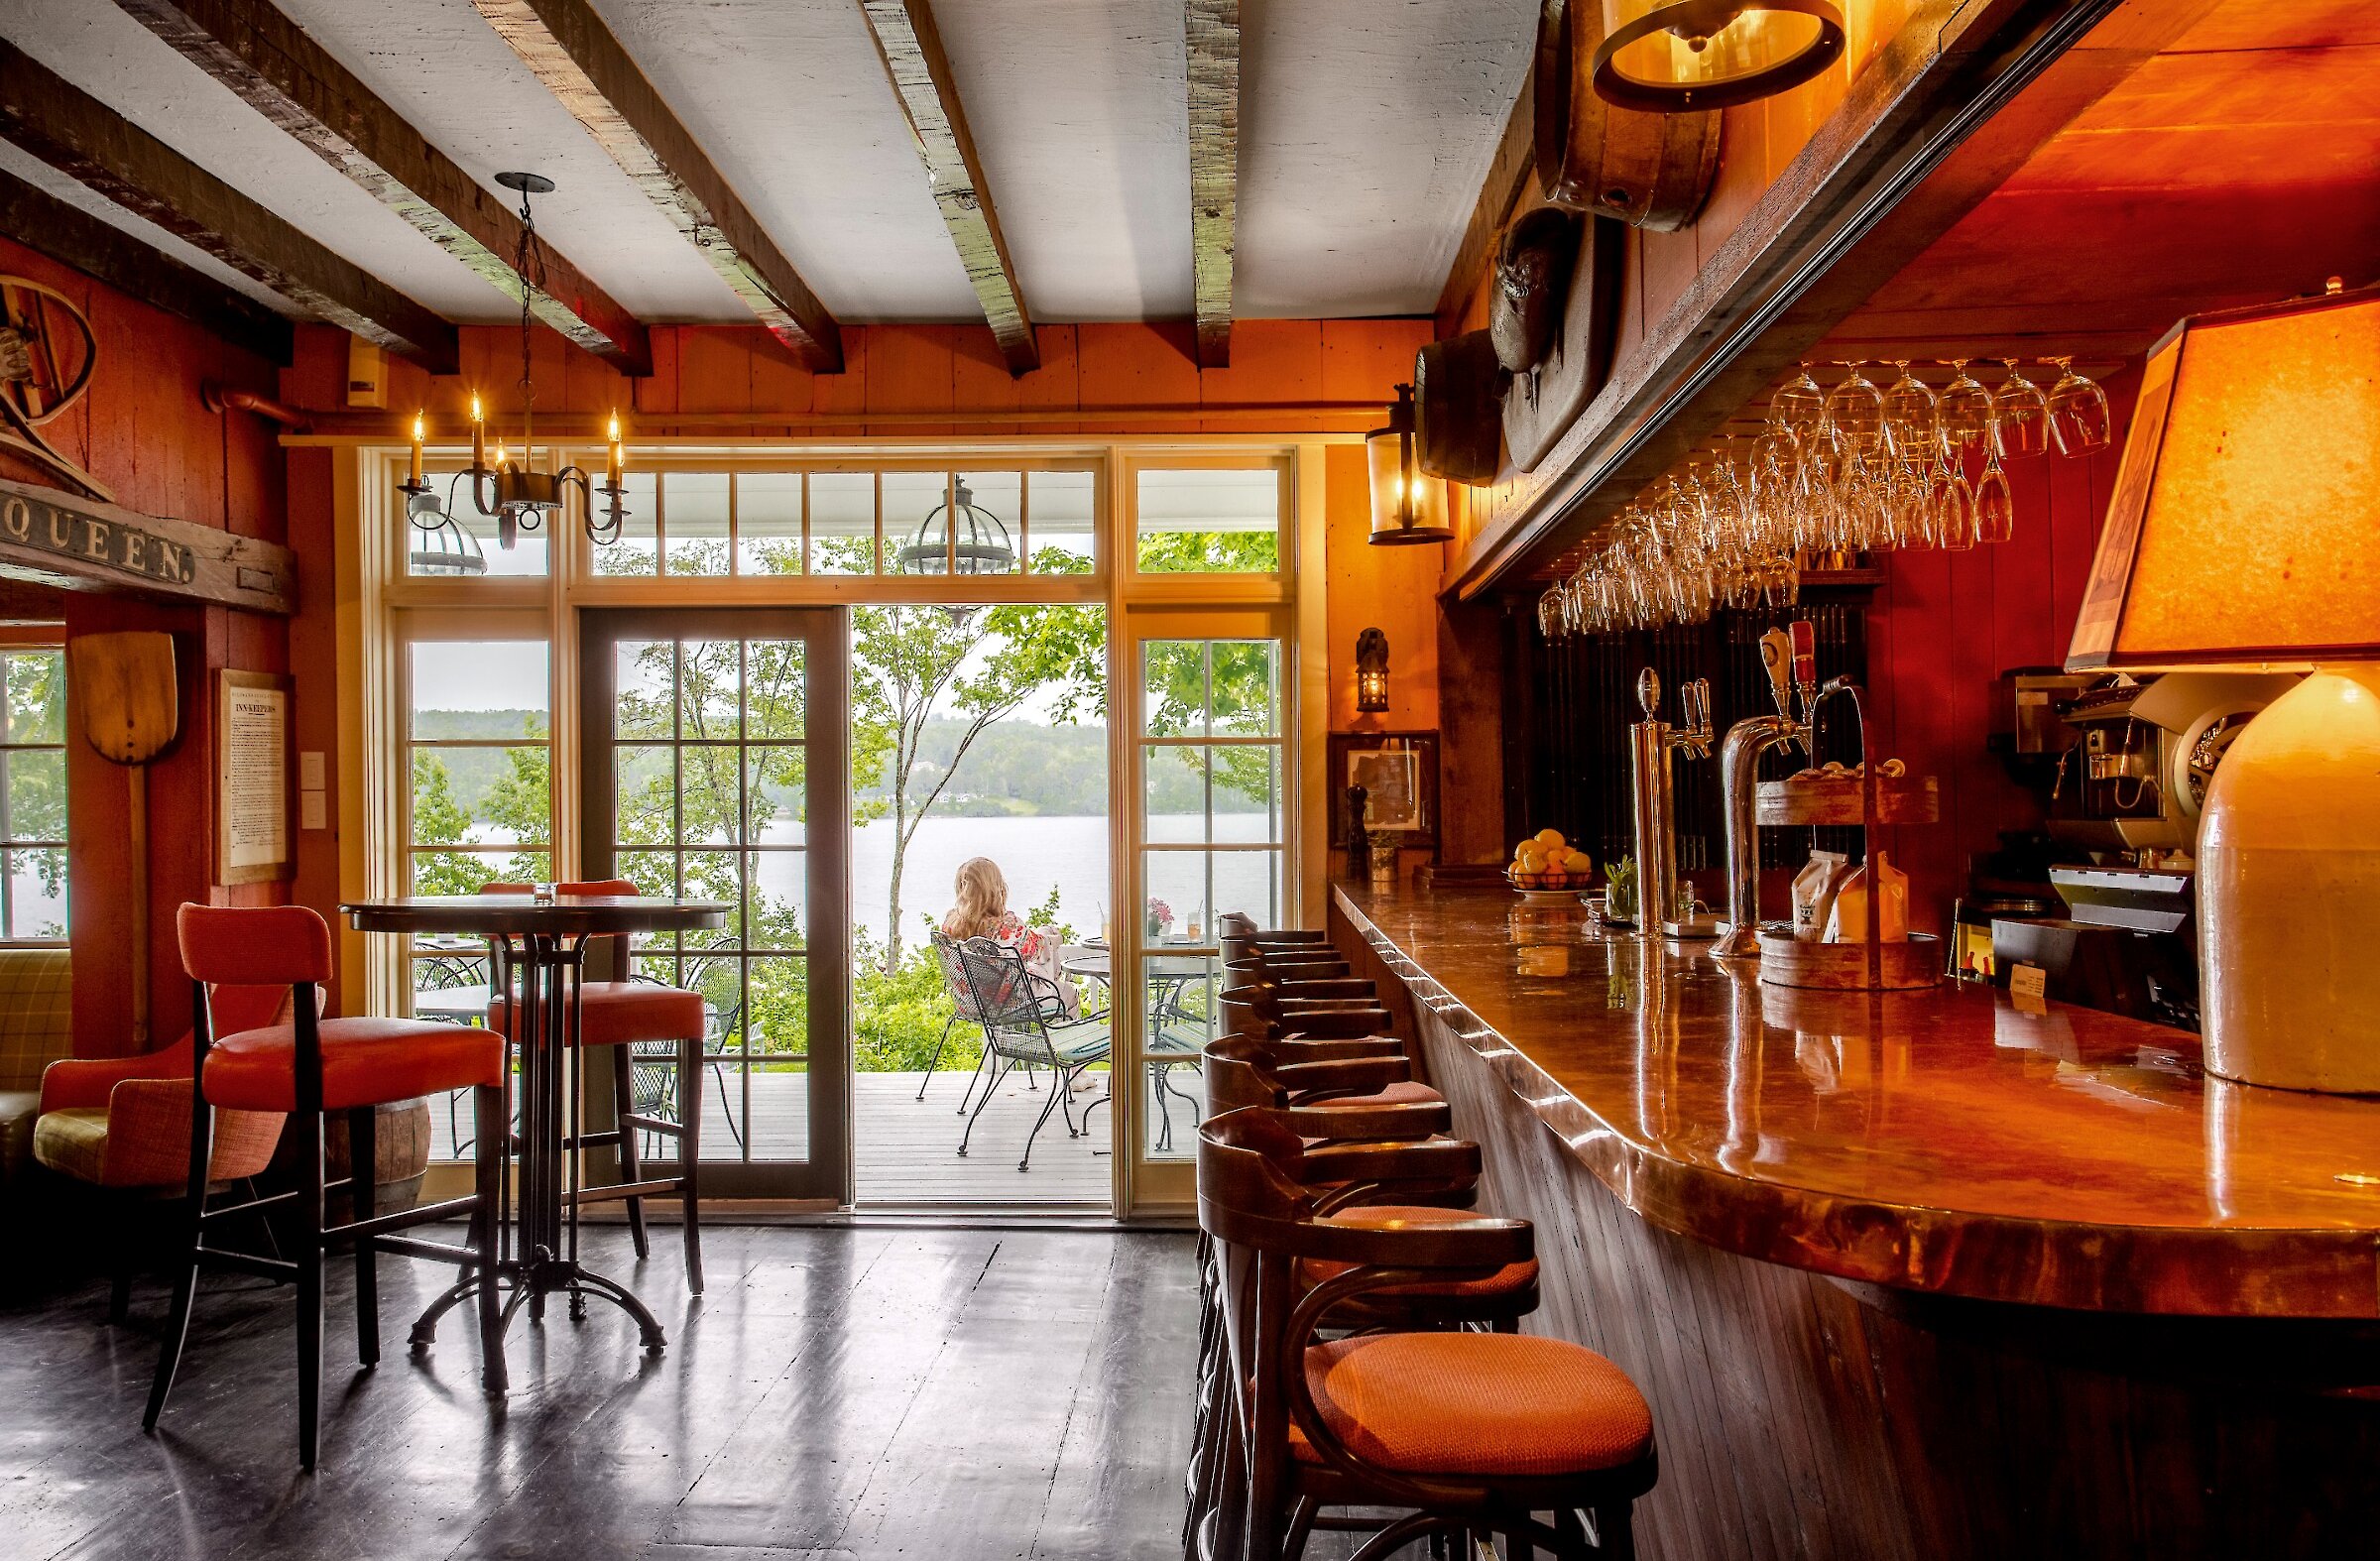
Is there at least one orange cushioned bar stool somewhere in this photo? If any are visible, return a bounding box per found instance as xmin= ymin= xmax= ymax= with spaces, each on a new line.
xmin=148 ymin=904 xmax=508 ymax=1471
xmin=1201 ymin=1105 xmax=1657 ymax=1561
xmin=483 ymin=879 xmax=707 ymax=1292
xmin=33 ymin=983 xmax=291 ymax=1324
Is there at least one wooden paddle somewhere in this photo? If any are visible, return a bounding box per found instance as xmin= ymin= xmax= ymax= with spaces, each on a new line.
xmin=66 ymin=632 xmax=178 ymax=1049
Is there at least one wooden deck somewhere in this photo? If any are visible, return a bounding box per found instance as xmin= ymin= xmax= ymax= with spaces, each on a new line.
xmin=427 ymin=1065 xmax=1197 ymax=1208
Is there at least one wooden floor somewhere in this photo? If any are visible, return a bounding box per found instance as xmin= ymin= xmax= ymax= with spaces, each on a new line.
xmin=0 ymin=1224 xmax=1199 ymax=1560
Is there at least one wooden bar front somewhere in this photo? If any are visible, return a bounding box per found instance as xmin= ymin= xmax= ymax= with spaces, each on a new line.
xmin=1330 ymin=880 xmax=2380 ymax=1559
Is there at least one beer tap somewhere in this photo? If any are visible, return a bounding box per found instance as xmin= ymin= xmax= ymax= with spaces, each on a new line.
xmin=1629 ymin=668 xmax=1714 ymax=935
xmin=1714 ymin=622 xmax=1824 ymax=960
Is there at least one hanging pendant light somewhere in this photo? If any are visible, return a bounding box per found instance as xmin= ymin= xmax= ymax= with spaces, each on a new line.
xmin=1367 ymin=385 xmax=1454 ymax=545
xmin=397 ymin=172 xmax=629 ymax=549
xmin=1592 ymin=0 xmax=1845 ymax=113
xmin=895 ymin=479 xmax=1017 ymax=576
xmin=406 ymin=510 xmax=488 ymax=576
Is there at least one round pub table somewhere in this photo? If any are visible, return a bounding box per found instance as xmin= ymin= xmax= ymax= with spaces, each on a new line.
xmin=342 ymin=894 xmax=728 ymax=1353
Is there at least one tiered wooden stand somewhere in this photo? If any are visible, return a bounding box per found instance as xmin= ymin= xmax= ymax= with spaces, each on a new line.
xmin=1753 ymin=692 xmax=1943 ymax=991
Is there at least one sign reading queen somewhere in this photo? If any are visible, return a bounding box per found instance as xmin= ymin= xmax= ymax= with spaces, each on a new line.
xmin=0 ymin=490 xmax=197 ymax=586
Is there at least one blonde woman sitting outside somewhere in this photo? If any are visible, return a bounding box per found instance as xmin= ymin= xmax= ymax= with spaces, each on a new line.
xmin=941 ymin=857 xmax=1084 ymax=1021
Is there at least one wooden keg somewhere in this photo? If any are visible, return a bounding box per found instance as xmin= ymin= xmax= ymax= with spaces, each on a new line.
xmin=1412 ymin=329 xmax=1505 ymax=485
xmin=321 ymin=1096 xmax=432 ymax=1223
xmin=1533 ymin=0 xmax=1721 ymax=232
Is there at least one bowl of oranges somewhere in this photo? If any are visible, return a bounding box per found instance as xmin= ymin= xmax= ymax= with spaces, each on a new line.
xmin=1507 ymin=829 xmax=1594 ymax=902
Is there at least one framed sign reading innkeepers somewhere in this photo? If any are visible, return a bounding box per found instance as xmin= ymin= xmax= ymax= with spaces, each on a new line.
xmin=217 ymin=668 xmax=294 ymax=886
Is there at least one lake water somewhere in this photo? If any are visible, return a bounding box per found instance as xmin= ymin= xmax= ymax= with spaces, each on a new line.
xmin=842 ymin=812 xmax=1277 ymax=945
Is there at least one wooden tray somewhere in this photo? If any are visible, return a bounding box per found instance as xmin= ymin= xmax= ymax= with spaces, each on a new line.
xmin=1756 ymin=774 xmax=1940 ymax=827
xmin=1756 ymin=931 xmax=1944 ymax=991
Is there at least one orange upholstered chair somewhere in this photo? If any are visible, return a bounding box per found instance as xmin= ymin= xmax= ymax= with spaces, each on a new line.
xmin=481 ymin=879 xmax=707 ymax=1292
xmin=147 ymin=904 xmax=508 ymax=1471
xmin=1200 ymin=1106 xmax=1657 ymax=1560
xmin=32 ymin=982 xmax=291 ymax=1322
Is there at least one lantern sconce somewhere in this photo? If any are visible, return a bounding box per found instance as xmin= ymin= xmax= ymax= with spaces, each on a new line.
xmin=1355 ymin=628 xmax=1391 ymax=715
xmin=1367 ymin=385 xmax=1456 ymax=545
xmin=1592 ymin=0 xmax=1846 ymax=113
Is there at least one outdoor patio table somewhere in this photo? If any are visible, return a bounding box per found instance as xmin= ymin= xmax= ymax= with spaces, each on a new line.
xmin=342 ymin=894 xmax=728 ymax=1352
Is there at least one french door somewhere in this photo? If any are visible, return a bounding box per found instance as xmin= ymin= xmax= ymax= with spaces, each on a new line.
xmin=579 ymin=607 xmax=851 ymax=1201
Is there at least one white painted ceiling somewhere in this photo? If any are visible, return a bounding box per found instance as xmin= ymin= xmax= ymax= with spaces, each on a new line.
xmin=0 ymin=0 xmax=1533 ymax=330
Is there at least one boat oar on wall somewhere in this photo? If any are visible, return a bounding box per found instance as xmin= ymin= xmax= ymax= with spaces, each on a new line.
xmin=66 ymin=631 xmax=178 ymax=1050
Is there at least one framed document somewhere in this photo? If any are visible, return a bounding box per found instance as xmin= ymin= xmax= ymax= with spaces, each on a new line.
xmin=217 ymin=668 xmax=294 ymax=885
xmin=1327 ymin=730 xmax=1440 ymax=853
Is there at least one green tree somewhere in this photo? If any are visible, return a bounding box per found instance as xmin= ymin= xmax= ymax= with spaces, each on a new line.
xmin=846 ymin=543 xmax=1105 ymax=973
xmin=3 ymin=649 xmax=67 ymax=927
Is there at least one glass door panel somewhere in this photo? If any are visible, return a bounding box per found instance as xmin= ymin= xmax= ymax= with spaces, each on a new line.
xmin=584 ymin=609 xmax=849 ymax=1201
xmin=1131 ymin=627 xmax=1290 ymax=1175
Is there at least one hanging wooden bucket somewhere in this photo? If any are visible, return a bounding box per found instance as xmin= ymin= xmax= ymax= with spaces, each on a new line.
xmin=1413 ymin=330 xmax=1505 ymax=486
xmin=1501 ymin=212 xmax=1625 ymax=472
xmin=1491 ymin=206 xmax=1585 ymax=374
xmin=1533 ymin=0 xmax=1721 ymax=232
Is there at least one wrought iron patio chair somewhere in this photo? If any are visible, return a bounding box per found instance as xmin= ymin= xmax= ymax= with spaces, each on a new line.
xmin=923 ymin=931 xmax=998 ymax=1110
xmin=951 ymin=936 xmax=1111 ymax=1171
xmin=626 ymin=987 xmax=745 ymax=1156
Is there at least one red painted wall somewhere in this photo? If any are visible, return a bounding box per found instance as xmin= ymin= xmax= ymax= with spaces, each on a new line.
xmin=0 ymin=234 xmax=291 ymax=1058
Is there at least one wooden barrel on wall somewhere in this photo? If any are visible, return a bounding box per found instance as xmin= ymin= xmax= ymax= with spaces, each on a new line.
xmin=1534 ymin=0 xmax=1721 ymax=232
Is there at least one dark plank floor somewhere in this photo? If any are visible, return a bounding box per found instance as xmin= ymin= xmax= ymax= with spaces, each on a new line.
xmin=0 ymin=1225 xmax=1198 ymax=1561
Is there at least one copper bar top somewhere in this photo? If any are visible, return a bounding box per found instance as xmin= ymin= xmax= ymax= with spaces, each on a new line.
xmin=1335 ymin=881 xmax=2380 ymax=1317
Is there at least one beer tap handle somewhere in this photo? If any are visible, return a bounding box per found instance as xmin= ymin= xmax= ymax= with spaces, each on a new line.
xmin=1788 ymin=619 xmax=1820 ymax=722
xmin=1680 ymin=678 xmax=1713 ymax=752
xmin=1758 ymin=629 xmax=1795 ymax=724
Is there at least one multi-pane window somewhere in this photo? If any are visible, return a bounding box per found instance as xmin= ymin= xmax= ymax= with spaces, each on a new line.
xmin=406 ymin=641 xmax=552 ymax=892
xmin=0 ymin=647 xmax=66 ymax=941
xmin=1134 ymin=468 xmax=1282 ymax=573
xmin=1139 ymin=638 xmax=1286 ymax=1159
xmin=588 ymin=468 xmax=1099 ymax=578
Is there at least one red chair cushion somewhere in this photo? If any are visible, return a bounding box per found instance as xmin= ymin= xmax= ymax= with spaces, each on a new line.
xmin=1295 ymin=1332 xmax=1652 ymax=1477
xmin=1296 ymin=1204 xmax=1539 ymax=1299
xmin=487 ymin=982 xmax=705 ymax=1047
xmin=203 ymin=1018 xmax=502 ymax=1112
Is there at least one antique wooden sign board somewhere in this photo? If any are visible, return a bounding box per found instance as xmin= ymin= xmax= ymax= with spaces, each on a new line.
xmin=0 ymin=476 xmax=295 ymax=615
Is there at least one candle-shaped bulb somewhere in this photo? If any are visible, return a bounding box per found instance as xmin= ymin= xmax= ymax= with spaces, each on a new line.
xmin=409 ymin=412 xmax=425 ymax=486
xmin=469 ymin=393 xmax=486 ymax=469
xmin=606 ymin=413 xmax=624 ymax=487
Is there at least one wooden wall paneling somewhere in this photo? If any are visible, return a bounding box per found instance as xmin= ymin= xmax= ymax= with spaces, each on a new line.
xmin=1321 ymin=443 xmax=1440 ymax=733
xmin=945 ymin=325 xmax=1027 ymax=436
xmin=862 ymin=323 xmax=960 ymax=438
xmin=807 ymin=327 xmax=866 ymax=421
xmin=286 ymin=444 xmax=342 ymax=1014
xmin=1318 ymin=319 xmax=1427 ymax=410
xmin=675 ymin=326 xmax=756 ymax=418
xmin=744 ymin=331 xmax=819 ymax=427
xmin=1074 ymin=323 xmax=1200 ymax=435
xmin=634 ymin=325 xmax=683 ymax=419
xmin=1195 ymin=318 xmax=1322 ymax=433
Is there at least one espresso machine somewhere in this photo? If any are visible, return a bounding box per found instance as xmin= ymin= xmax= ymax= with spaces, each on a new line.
xmin=1990 ymin=668 xmax=2300 ymax=1027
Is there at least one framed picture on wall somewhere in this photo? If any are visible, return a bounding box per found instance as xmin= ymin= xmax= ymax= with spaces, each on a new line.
xmin=1327 ymin=730 xmax=1440 ymax=854
xmin=216 ymin=668 xmax=295 ymax=886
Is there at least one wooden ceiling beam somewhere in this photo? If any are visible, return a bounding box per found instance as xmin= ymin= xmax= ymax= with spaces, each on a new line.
xmin=1184 ymin=0 xmax=1239 ymax=369
xmin=0 ymin=169 xmax=294 ymax=362
xmin=468 ymin=0 xmax=844 ymax=373
xmin=0 ymin=41 xmax=455 ymax=371
xmin=115 ymin=0 xmax=652 ymax=376
xmin=857 ymin=0 xmax=1037 ymax=376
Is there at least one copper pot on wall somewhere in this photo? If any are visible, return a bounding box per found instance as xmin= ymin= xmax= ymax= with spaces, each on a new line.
xmin=1413 ymin=330 xmax=1505 ymax=486
xmin=1534 ymin=0 xmax=1721 ymax=232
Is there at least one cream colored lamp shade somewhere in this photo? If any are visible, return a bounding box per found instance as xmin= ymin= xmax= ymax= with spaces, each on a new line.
xmin=2066 ymin=282 xmax=2380 ymax=1093
xmin=1368 ymin=385 xmax=1454 ymax=545
xmin=1593 ymin=0 xmax=1845 ymax=112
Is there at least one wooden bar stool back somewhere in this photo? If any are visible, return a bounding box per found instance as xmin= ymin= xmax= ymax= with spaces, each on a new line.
xmin=482 ymin=879 xmax=707 ymax=1292
xmin=149 ymin=903 xmax=508 ymax=1470
xmin=1200 ymin=1106 xmax=1657 ymax=1560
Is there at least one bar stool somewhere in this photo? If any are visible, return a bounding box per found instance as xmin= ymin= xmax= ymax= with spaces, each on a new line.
xmin=1201 ymin=1105 xmax=1658 ymax=1560
xmin=482 ymin=879 xmax=707 ymax=1293
xmin=147 ymin=904 xmax=508 ymax=1470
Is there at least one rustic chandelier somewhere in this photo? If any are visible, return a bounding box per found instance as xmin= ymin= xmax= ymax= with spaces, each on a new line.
xmin=399 ymin=172 xmax=628 ymax=551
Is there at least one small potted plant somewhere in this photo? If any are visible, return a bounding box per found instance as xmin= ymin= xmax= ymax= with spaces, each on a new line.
xmin=1144 ymin=897 xmax=1175 ymax=943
